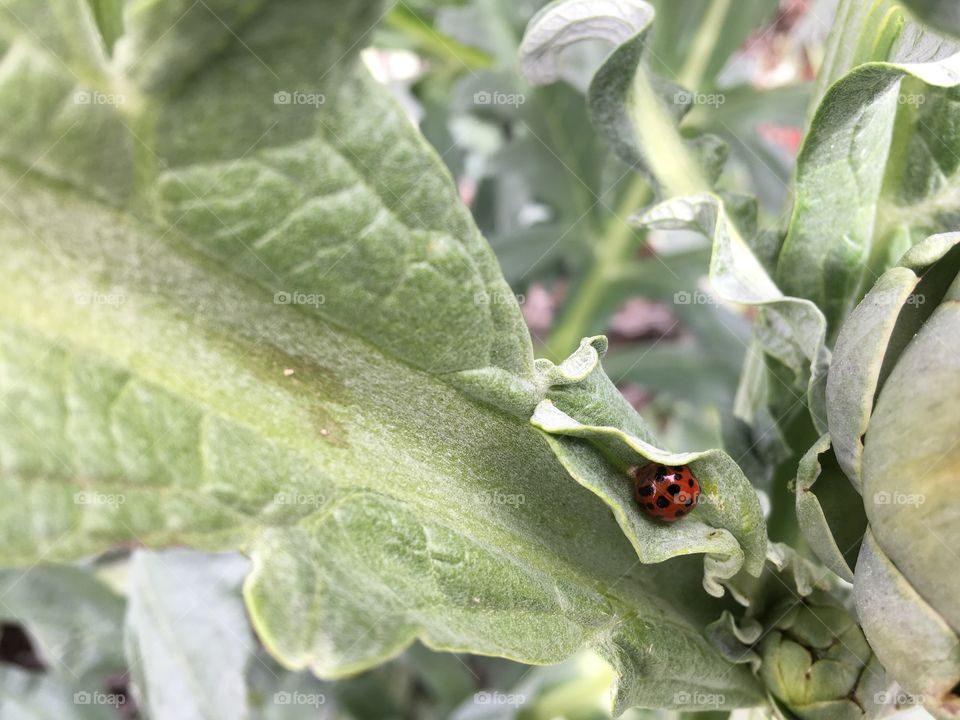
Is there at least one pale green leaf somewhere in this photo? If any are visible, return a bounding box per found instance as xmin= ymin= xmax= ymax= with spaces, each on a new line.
xmin=861 ymin=268 xmax=960 ymax=635
xmin=519 ymin=0 xmax=717 ymax=198
xmin=826 ymin=232 xmax=960 ymax=488
xmin=0 ymin=667 xmax=118 ymax=720
xmin=792 ymin=435 xmax=859 ymax=583
xmin=124 ymin=550 xmax=252 ymax=720
xmin=0 ymin=565 xmax=125 ymax=679
xmin=854 ymin=531 xmax=960 ymax=716
xmin=780 ymin=43 xmax=960 ymax=340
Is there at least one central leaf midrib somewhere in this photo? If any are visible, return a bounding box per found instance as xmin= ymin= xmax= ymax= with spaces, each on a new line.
xmin=0 ymin=174 xmax=700 ymax=618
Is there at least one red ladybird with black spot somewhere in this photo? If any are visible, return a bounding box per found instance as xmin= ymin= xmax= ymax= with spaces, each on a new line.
xmin=631 ymin=463 xmax=700 ymax=521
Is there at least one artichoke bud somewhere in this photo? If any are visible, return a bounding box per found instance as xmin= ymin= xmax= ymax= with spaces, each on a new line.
xmin=826 ymin=234 xmax=960 ymax=718
xmin=759 ymin=596 xmax=873 ymax=720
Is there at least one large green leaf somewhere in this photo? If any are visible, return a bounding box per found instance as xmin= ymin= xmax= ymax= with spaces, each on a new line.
xmin=779 ymin=32 xmax=960 ymax=341
xmin=0 ymin=0 xmax=766 ymax=710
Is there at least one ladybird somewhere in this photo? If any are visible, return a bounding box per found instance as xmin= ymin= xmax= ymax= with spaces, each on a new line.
xmin=631 ymin=463 xmax=700 ymax=522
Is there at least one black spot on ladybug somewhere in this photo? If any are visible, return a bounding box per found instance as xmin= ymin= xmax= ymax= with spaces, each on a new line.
xmin=667 ymin=483 xmax=681 ymax=495
xmin=645 ymin=502 xmax=654 ymax=510
xmin=685 ymin=498 xmax=694 ymax=507
xmin=656 ymin=465 xmax=667 ymax=480
xmin=688 ymin=478 xmax=694 ymax=487
xmin=675 ymin=510 xmax=685 ymax=518
xmin=638 ymin=484 xmax=655 ymax=497
xmin=656 ymin=496 xmax=670 ymax=509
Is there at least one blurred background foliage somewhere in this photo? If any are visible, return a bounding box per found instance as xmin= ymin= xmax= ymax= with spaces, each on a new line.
xmin=0 ymin=1 xmax=838 ymax=718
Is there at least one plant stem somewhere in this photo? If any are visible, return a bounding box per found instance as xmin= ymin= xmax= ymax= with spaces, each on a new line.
xmin=676 ymin=0 xmax=731 ymax=90
xmin=383 ymin=7 xmax=494 ymax=70
xmin=544 ymin=177 xmax=651 ymax=361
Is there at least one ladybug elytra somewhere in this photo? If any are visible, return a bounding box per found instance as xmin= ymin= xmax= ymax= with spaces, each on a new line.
xmin=631 ymin=463 xmax=700 ymax=522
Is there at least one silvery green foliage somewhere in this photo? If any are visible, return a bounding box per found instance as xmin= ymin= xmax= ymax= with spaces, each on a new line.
xmin=521 ymin=1 xmax=960 ymax=718
xmin=0 ymin=0 xmax=772 ymax=712
xmin=819 ymin=234 xmax=960 ymax=719
xmin=2 ymin=0 xmax=960 ymax=717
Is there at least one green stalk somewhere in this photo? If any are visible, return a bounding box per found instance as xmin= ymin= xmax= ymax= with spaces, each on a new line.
xmin=383 ymin=7 xmax=493 ymax=70
xmin=544 ymin=177 xmax=651 ymax=361
xmin=676 ymin=0 xmax=732 ymax=90
xmin=545 ymin=49 xmax=717 ymax=361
